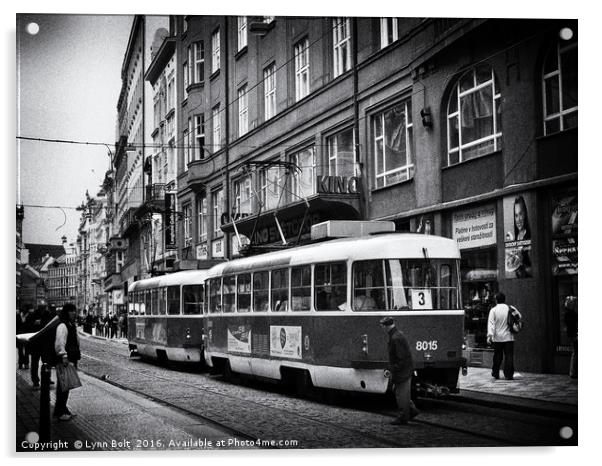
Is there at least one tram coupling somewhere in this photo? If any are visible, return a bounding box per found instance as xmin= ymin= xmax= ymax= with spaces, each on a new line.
xmin=414 ymin=381 xmax=451 ymax=398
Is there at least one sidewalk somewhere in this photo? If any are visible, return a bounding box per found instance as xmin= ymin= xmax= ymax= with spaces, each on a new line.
xmin=16 ymin=366 xmax=242 ymax=452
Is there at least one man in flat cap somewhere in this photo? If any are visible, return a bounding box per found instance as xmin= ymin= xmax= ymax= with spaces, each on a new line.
xmin=380 ymin=316 xmax=419 ymax=425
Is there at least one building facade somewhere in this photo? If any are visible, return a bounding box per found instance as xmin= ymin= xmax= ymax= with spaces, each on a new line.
xmin=109 ymin=16 xmax=577 ymax=374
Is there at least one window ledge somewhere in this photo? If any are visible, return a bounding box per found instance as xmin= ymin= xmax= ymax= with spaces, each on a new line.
xmin=371 ymin=176 xmax=415 ymax=194
xmin=165 ymin=108 xmax=175 ymax=120
xmin=235 ymin=45 xmax=248 ymax=60
xmin=186 ymin=82 xmax=204 ymax=93
xmin=210 ymin=69 xmax=220 ymax=81
xmin=181 ymin=97 xmax=188 ymax=107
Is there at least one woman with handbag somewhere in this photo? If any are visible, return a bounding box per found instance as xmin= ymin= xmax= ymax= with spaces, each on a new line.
xmin=54 ymin=303 xmax=82 ymax=421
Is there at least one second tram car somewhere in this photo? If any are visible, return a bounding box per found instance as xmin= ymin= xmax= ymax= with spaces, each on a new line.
xmin=203 ymin=233 xmax=465 ymax=394
xmin=127 ymin=270 xmax=207 ymax=362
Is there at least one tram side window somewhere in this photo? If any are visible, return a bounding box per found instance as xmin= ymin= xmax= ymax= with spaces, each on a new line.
xmin=167 ymin=286 xmax=181 ymax=315
xmin=158 ymin=287 xmax=167 ymax=315
xmin=151 ymin=289 xmax=159 ymax=315
xmin=209 ymin=279 xmax=222 ymax=313
xmin=237 ymin=274 xmax=251 ymax=312
xmin=353 ymin=260 xmax=386 ymax=311
xmin=253 ymin=271 xmax=269 ymax=312
xmin=315 ymin=262 xmax=347 ymax=311
xmin=223 ymin=276 xmax=236 ymax=313
xmin=145 ymin=290 xmax=152 ymax=316
xmin=271 ymin=268 xmax=289 ymax=312
xmin=291 ymin=266 xmax=311 ymax=311
xmin=183 ymin=285 xmax=203 ymax=314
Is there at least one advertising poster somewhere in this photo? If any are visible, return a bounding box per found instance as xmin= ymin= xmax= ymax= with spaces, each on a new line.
xmin=503 ymin=192 xmax=534 ymax=278
xmin=452 ymin=205 xmax=496 ymax=250
xmin=227 ymin=325 xmax=252 ymax=354
xmin=270 ymin=326 xmax=303 ymax=359
xmin=551 ymin=190 xmax=578 ymax=275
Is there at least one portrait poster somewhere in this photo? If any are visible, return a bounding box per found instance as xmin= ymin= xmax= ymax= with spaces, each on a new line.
xmin=503 ymin=192 xmax=535 ymax=278
xmin=551 ymin=190 xmax=578 ymax=275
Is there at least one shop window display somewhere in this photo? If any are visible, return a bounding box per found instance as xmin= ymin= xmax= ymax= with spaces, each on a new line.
xmin=461 ymin=247 xmax=498 ymax=348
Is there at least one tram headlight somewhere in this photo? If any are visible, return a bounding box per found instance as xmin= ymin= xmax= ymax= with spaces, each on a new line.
xmin=361 ymin=334 xmax=368 ymax=355
xmin=185 ymin=328 xmax=191 ymax=340
xmin=384 ymin=369 xmax=391 ymax=379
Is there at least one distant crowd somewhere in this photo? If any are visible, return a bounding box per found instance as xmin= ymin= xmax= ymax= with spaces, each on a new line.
xmin=81 ymin=312 xmax=127 ymax=339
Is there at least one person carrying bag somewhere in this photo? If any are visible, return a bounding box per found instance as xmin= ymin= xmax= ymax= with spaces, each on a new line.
xmin=53 ymin=303 xmax=82 ymax=421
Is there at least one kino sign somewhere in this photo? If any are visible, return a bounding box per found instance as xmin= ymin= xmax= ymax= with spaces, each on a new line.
xmin=316 ymin=176 xmax=361 ymax=194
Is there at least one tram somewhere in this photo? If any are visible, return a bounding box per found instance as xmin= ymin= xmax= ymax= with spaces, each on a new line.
xmin=203 ymin=231 xmax=465 ymax=395
xmin=127 ymin=270 xmax=207 ymax=363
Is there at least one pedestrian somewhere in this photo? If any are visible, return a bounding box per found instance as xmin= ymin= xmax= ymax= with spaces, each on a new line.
xmin=380 ymin=316 xmax=419 ymax=425
xmin=564 ymin=296 xmax=578 ymax=379
xmin=29 ymin=305 xmax=53 ymax=390
xmin=110 ymin=313 xmax=118 ymax=339
xmin=54 ymin=302 xmax=81 ymax=421
xmin=487 ymin=292 xmax=521 ymax=380
xmin=16 ymin=307 xmax=31 ymax=369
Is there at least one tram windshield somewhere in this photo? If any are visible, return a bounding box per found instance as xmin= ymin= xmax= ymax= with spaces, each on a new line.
xmin=352 ymin=259 xmax=461 ymax=311
xmin=183 ymin=285 xmax=203 ymax=315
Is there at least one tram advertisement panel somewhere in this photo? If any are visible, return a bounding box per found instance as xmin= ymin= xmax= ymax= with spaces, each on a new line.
xmin=270 ymin=325 xmax=302 ymax=359
xmin=227 ymin=324 xmax=252 ymax=354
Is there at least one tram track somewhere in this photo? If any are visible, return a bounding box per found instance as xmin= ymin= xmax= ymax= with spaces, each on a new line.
xmin=78 ymin=337 xmax=525 ymax=447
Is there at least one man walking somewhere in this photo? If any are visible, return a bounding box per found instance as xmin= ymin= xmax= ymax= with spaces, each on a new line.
xmin=487 ymin=292 xmax=521 ymax=380
xmin=380 ymin=316 xmax=419 ymax=425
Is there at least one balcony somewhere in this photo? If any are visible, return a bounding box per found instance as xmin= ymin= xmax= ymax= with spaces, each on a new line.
xmin=119 ymin=207 xmax=139 ymax=237
xmin=145 ymin=183 xmax=166 ymax=208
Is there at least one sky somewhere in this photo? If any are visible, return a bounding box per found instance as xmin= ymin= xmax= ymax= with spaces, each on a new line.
xmin=16 ymin=13 xmax=133 ymax=245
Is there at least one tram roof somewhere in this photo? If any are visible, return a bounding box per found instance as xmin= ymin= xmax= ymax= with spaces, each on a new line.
xmin=208 ymin=233 xmax=460 ymax=277
xmin=128 ymin=269 xmax=209 ymax=292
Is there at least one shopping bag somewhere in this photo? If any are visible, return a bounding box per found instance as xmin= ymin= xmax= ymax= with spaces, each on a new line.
xmin=56 ymin=363 xmax=82 ymax=392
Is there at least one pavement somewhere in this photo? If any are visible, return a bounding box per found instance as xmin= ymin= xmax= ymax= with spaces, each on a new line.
xmin=15 ymin=334 xmax=578 ymax=452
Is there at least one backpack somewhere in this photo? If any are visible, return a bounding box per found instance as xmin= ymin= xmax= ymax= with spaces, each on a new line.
xmin=508 ymin=305 xmax=523 ymax=334
xmin=26 ymin=316 xmax=61 ymax=366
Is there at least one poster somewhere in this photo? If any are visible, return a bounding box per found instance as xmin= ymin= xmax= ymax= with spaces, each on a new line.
xmin=227 ymin=325 xmax=252 ymax=354
xmin=452 ymin=205 xmax=496 ymax=250
xmin=503 ymin=193 xmax=534 ymax=278
xmin=551 ymin=190 xmax=578 ymax=275
xmin=270 ymin=326 xmax=303 ymax=359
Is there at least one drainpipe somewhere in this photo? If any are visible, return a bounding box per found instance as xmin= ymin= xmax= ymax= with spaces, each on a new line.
xmin=352 ymin=17 xmax=366 ymax=220
xmin=224 ymin=18 xmax=231 ymax=259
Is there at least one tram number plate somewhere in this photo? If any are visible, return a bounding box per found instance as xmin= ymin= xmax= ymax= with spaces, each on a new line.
xmin=410 ymin=289 xmax=432 ymax=309
xmin=416 ymin=340 xmax=438 ymax=351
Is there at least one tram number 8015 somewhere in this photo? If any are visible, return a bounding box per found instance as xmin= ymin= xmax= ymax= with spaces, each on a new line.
xmin=416 ymin=340 xmax=438 ymax=351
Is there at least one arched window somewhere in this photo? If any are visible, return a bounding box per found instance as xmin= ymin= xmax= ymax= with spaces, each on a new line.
xmin=447 ymin=64 xmax=502 ymax=166
xmin=542 ymin=35 xmax=577 ymax=135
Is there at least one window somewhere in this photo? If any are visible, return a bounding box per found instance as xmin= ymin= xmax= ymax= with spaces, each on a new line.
xmin=208 ymin=278 xmax=222 ymax=313
xmin=373 ymin=100 xmax=414 ymax=188
xmin=233 ymin=176 xmax=252 ymax=216
xmin=290 ymin=146 xmax=316 ymax=199
xmin=212 ymin=104 xmax=221 ymax=149
xmin=151 ymin=289 xmax=159 ymax=315
xmin=333 ymin=18 xmax=351 ymax=77
xmin=183 ymin=203 xmax=192 ymax=246
xmin=167 ymin=286 xmax=180 ymax=315
xmin=158 ymin=288 xmax=166 ymax=315
xmin=223 ymin=276 xmax=236 ymax=313
xmin=294 ymin=39 xmax=310 ymax=101
xmin=264 ymin=64 xmax=276 ymax=120
xmin=211 ymin=29 xmax=220 ymax=73
xmin=543 ymin=36 xmax=577 ymax=135
xmin=194 ymin=114 xmax=205 ymax=160
xmin=447 ymin=65 xmax=502 ymax=165
xmin=258 ymin=164 xmax=281 ymax=211
xmin=327 ymin=127 xmax=355 ymax=176
xmin=238 ymin=85 xmax=248 ymax=136
xmin=167 ymin=71 xmax=175 ymax=110
xmin=212 ymin=188 xmax=224 ymax=236
xmin=291 ymin=266 xmax=311 ymax=311
xmin=380 ymin=18 xmax=398 ymax=48
xmin=193 ymin=41 xmax=204 ymax=84
xmin=315 ymin=262 xmax=347 ymax=311
xmin=183 ymin=60 xmax=189 ymax=99
xmin=237 ymin=274 xmax=251 ymax=312
xmin=271 ymin=268 xmax=289 ymax=312
xmin=197 ymin=193 xmax=207 ymax=242
xmin=352 ymin=259 xmax=461 ymax=311
xmin=183 ymin=284 xmax=203 ymax=314
xmin=183 ymin=125 xmax=190 ymax=165
xmin=237 ymin=17 xmax=247 ymax=51
xmin=253 ymin=271 xmax=270 ymax=312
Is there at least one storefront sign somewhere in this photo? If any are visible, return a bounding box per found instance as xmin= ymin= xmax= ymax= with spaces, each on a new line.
xmin=551 ymin=190 xmax=577 ymax=276
xmin=227 ymin=325 xmax=252 ymax=354
xmin=452 ymin=206 xmax=496 ymax=250
xmin=113 ymin=289 xmax=124 ymax=305
xmin=316 ymin=176 xmax=361 ymax=194
xmin=270 ymin=326 xmax=302 ymax=359
xmin=212 ymin=238 xmax=224 ymax=258
xmin=503 ymin=193 xmax=534 ymax=279
xmin=251 ymin=213 xmax=321 ymax=246
xmin=164 ymin=192 xmax=177 ymax=250
xmin=196 ymin=243 xmax=208 ymax=260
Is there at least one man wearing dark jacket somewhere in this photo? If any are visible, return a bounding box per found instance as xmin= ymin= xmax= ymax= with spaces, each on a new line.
xmin=380 ymin=316 xmax=419 ymax=425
